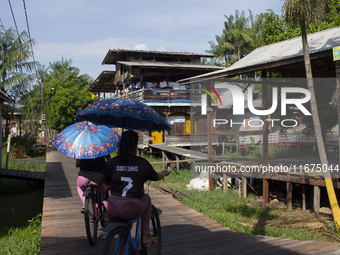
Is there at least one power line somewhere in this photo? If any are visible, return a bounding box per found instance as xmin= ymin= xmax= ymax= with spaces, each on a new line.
xmin=8 ymin=0 xmax=21 ymax=38
xmin=0 ymin=16 xmax=5 ymax=28
xmin=22 ymin=0 xmax=36 ymax=68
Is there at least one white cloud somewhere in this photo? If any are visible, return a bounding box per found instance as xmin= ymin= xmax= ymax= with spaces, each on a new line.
xmin=134 ymin=44 xmax=149 ymax=50
xmin=157 ymin=46 xmax=167 ymax=51
xmin=34 ymin=38 xmax=126 ymax=60
xmin=33 ymin=38 xmax=131 ymax=78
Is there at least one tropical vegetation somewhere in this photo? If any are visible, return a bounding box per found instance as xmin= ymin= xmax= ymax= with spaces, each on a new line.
xmin=21 ymin=58 xmax=95 ymax=132
xmin=205 ymin=0 xmax=340 ymax=67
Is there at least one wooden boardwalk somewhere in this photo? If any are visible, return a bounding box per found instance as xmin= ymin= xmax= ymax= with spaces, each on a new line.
xmin=40 ymin=148 xmax=340 ymax=254
xmin=149 ymin=143 xmax=209 ymax=159
xmin=0 ymin=168 xmax=44 ymax=181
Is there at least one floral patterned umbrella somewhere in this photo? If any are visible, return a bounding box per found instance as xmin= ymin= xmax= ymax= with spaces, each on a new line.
xmin=75 ymin=98 xmax=170 ymax=131
xmin=54 ymin=121 xmax=120 ymax=159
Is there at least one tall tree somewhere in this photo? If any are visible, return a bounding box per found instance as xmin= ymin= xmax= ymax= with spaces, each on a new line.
xmin=206 ymin=10 xmax=255 ymax=66
xmin=282 ymin=0 xmax=340 ymax=225
xmin=0 ymin=26 xmax=36 ymax=135
xmin=206 ymin=35 xmax=234 ymax=66
xmin=43 ymin=58 xmax=94 ymax=131
xmin=223 ymin=10 xmax=254 ymax=61
xmin=0 ymin=26 xmax=35 ymax=95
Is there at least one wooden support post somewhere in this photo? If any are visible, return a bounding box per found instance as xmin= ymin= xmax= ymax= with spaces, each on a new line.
xmin=238 ymin=179 xmax=242 ymax=200
xmin=262 ymin=71 xmax=270 ymax=204
xmin=162 ymin=151 xmax=165 ymax=169
xmin=336 ymin=61 xmax=340 ymax=168
xmin=263 ymin=179 xmax=270 ymax=204
xmin=170 ymin=160 xmax=173 ymax=178
xmin=287 ymin=182 xmax=293 ymax=211
xmin=223 ymin=174 xmax=228 ymax=193
xmin=5 ymin=134 xmax=11 ymax=170
xmin=175 ymin=155 xmax=179 ymax=170
xmin=141 ymin=132 xmax=144 ymax=156
xmin=242 ymin=177 xmax=247 ymax=198
xmin=314 ymin=186 xmax=320 ymax=212
xmin=207 ymin=82 xmax=213 ymax=191
xmin=302 ymin=184 xmax=306 ymax=211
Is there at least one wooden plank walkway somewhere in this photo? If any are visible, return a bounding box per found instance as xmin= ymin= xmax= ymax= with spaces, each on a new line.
xmin=0 ymin=168 xmax=45 ymax=181
xmin=149 ymin=143 xmax=208 ymax=159
xmin=40 ymin=148 xmax=340 ymax=254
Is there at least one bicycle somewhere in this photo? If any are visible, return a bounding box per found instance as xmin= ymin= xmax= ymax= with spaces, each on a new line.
xmin=47 ymin=139 xmax=54 ymax=148
xmin=102 ymin=204 xmax=161 ymax=255
xmin=83 ymin=184 xmax=106 ymax=245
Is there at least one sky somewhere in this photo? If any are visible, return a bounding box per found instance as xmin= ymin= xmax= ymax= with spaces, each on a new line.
xmin=0 ymin=0 xmax=282 ymax=80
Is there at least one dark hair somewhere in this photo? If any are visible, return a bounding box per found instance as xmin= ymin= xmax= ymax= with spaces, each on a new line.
xmin=118 ymin=130 xmax=138 ymax=163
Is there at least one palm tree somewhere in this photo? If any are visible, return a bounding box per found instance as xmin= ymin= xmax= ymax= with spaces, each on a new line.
xmin=0 ymin=26 xmax=35 ymax=95
xmin=0 ymin=26 xmax=36 ymax=138
xmin=48 ymin=57 xmax=80 ymax=82
xmin=207 ymin=10 xmax=255 ymax=67
xmin=206 ymin=35 xmax=234 ymax=66
xmin=282 ymin=0 xmax=340 ymax=224
xmin=223 ymin=10 xmax=254 ymax=61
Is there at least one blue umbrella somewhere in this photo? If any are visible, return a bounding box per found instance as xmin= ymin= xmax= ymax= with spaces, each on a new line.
xmin=75 ymin=98 xmax=170 ymax=131
xmin=54 ymin=121 xmax=120 ymax=159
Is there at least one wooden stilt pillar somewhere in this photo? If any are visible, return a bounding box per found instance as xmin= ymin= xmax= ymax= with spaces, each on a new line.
xmin=175 ymin=155 xmax=179 ymax=170
xmin=207 ymin=82 xmax=214 ymax=191
xmin=287 ymin=182 xmax=293 ymax=211
xmin=242 ymin=177 xmax=247 ymax=198
xmin=314 ymin=186 xmax=320 ymax=212
xmin=302 ymin=184 xmax=306 ymax=211
xmin=262 ymin=71 xmax=270 ymax=204
xmin=223 ymin=174 xmax=228 ymax=193
xmin=263 ymin=179 xmax=270 ymax=204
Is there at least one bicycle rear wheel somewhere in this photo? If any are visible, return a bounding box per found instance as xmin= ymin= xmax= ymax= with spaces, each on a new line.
xmin=102 ymin=227 xmax=128 ymax=255
xmin=143 ymin=204 xmax=161 ymax=255
xmin=85 ymin=191 xmax=98 ymax=245
xmin=96 ymin=190 xmax=105 ymax=228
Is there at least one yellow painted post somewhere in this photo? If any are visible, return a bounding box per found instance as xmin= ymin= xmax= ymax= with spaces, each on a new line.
xmin=185 ymin=116 xmax=190 ymax=134
xmin=325 ymin=178 xmax=340 ymax=227
xmin=194 ymin=117 xmax=197 ymax=133
xmin=331 ymin=48 xmax=340 ymax=227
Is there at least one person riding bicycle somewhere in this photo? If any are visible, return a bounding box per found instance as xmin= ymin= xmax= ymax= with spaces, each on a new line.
xmin=76 ymin=154 xmax=111 ymax=213
xmin=103 ymin=130 xmax=168 ymax=247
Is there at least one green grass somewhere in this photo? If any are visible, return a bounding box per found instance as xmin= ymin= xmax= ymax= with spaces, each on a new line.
xmin=0 ymin=165 xmax=45 ymax=254
xmin=161 ymin=169 xmax=335 ymax=242
xmin=0 ymin=214 xmax=42 ymax=255
xmin=2 ymin=155 xmax=46 ymax=172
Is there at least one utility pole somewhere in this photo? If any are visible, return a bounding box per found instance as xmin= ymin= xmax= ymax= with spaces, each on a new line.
xmin=41 ymin=81 xmax=45 ymax=145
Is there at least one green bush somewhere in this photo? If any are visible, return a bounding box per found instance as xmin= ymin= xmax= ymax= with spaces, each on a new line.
xmin=10 ymin=136 xmax=36 ymax=156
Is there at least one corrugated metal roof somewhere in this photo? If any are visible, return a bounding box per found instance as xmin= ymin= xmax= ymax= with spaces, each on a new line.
xmin=0 ymin=91 xmax=11 ymax=103
xmin=117 ymin=61 xmax=225 ymax=70
xmin=88 ymin=71 xmax=116 ymax=92
xmin=108 ymin=49 xmax=214 ymax=57
xmin=231 ymin=26 xmax=340 ymax=69
xmin=178 ymin=27 xmax=340 ymax=83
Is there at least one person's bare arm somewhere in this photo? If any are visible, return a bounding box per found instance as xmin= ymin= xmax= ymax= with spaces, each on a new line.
xmin=157 ymin=170 xmax=169 ymax=180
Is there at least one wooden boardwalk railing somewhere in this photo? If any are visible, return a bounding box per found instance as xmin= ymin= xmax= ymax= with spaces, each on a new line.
xmin=40 ymin=148 xmax=340 ymax=254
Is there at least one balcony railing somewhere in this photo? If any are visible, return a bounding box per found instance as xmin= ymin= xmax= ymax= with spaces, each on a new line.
xmin=115 ymin=88 xmax=204 ymax=105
